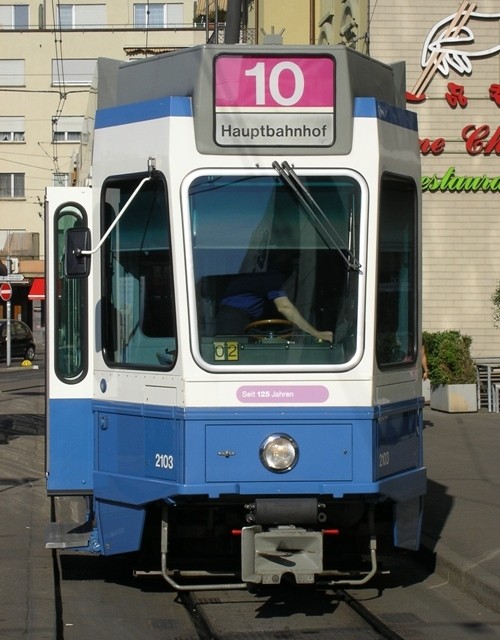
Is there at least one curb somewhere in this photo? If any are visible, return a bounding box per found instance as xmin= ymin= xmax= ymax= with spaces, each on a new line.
xmin=0 ymin=363 xmax=39 ymax=372
xmin=421 ymin=533 xmax=500 ymax=614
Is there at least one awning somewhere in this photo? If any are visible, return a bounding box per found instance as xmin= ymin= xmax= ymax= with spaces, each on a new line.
xmin=28 ymin=278 xmax=45 ymax=301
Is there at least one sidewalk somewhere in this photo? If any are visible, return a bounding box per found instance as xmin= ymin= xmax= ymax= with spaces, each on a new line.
xmin=0 ymin=367 xmax=53 ymax=639
xmin=421 ymin=406 xmax=500 ymax=613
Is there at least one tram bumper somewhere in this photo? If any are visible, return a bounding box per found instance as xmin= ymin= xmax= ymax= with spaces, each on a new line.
xmin=241 ymin=525 xmax=323 ymax=585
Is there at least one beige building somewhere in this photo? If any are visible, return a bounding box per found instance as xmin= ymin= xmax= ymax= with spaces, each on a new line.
xmin=3 ymin=0 xmax=499 ymax=359
xmin=0 ymin=0 xmax=366 ymax=339
xmin=248 ymin=1 xmax=368 ymax=48
xmin=0 ymin=1 xmax=209 ymax=335
xmin=369 ymin=0 xmax=500 ymax=358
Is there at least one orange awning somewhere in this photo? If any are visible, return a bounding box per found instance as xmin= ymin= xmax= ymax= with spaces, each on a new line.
xmin=28 ymin=278 xmax=45 ymax=300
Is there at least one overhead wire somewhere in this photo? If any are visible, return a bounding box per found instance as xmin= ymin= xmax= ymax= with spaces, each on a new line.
xmin=364 ymin=0 xmax=381 ymax=54
xmin=50 ymin=0 xmax=69 ymax=174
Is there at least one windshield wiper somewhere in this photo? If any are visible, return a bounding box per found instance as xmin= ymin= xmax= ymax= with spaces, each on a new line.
xmin=272 ymin=160 xmax=361 ymax=271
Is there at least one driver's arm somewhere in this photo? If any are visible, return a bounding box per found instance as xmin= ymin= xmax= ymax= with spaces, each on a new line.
xmin=273 ymin=296 xmax=333 ymax=342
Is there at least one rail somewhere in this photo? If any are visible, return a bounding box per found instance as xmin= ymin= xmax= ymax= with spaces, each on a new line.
xmin=475 ymin=357 xmax=500 ymax=411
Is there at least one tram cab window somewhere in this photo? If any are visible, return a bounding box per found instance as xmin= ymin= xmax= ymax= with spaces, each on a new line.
xmin=376 ymin=175 xmax=418 ymax=368
xmin=102 ymin=174 xmax=176 ymax=368
xmin=188 ymin=173 xmax=362 ymax=368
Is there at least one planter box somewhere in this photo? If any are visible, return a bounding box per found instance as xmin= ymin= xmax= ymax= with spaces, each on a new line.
xmin=430 ymin=383 xmax=478 ymax=413
xmin=422 ymin=379 xmax=431 ymax=404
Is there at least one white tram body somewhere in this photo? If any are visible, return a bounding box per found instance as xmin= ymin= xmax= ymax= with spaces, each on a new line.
xmin=45 ymin=45 xmax=425 ymax=589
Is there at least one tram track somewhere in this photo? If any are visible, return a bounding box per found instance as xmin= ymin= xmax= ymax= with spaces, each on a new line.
xmin=177 ymin=585 xmax=410 ymax=640
xmin=51 ymin=549 xmax=500 ymax=639
xmin=0 ymin=382 xmax=44 ymax=396
xmin=178 ymin=591 xmax=216 ymax=640
xmin=335 ymin=588 xmax=406 ymax=640
xmin=53 ymin=557 xmax=413 ymax=640
xmin=52 ymin=549 xmax=66 ymax=640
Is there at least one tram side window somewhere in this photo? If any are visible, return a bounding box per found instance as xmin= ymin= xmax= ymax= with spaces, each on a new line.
xmin=55 ymin=205 xmax=87 ymax=381
xmin=102 ymin=174 xmax=176 ymax=368
xmin=376 ymin=175 xmax=417 ymax=368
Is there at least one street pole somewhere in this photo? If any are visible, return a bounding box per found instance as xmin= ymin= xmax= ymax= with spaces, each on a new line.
xmin=6 ymin=298 xmax=11 ymax=367
xmin=6 ymin=255 xmax=11 ymax=368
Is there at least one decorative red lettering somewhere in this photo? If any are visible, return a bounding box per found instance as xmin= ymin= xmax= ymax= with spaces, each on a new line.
xmin=445 ymin=82 xmax=468 ymax=108
xmin=419 ymin=137 xmax=446 ymax=156
xmin=462 ymin=124 xmax=491 ymax=155
xmin=484 ymin=127 xmax=500 ymax=155
xmin=489 ymin=84 xmax=500 ymax=107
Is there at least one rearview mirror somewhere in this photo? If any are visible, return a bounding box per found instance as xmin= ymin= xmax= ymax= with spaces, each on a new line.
xmin=65 ymin=227 xmax=91 ymax=278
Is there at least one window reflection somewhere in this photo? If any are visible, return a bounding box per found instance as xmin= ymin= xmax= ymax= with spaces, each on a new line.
xmin=189 ymin=174 xmax=361 ymax=367
xmin=376 ymin=176 xmax=417 ymax=368
xmin=55 ymin=205 xmax=87 ymax=380
xmin=102 ymin=174 xmax=176 ymax=368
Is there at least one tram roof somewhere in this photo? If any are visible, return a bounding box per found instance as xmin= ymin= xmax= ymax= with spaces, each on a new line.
xmin=91 ymin=45 xmax=409 ymax=156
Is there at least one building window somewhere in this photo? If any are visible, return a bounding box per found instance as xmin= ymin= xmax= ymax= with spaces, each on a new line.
xmin=52 ymin=116 xmax=84 ymax=142
xmin=51 ymin=59 xmax=96 ymax=85
xmin=56 ymin=4 xmax=106 ymax=28
xmin=0 ymin=4 xmax=29 ymax=29
xmin=0 ymin=173 xmax=25 ymax=198
xmin=133 ymin=3 xmax=183 ymax=28
xmin=0 ymin=59 xmax=25 ymax=86
xmin=0 ymin=116 xmax=25 ymax=142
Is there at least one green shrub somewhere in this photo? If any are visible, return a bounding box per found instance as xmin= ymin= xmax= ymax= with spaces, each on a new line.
xmin=492 ymin=282 xmax=500 ymax=328
xmin=422 ymin=330 xmax=477 ymax=385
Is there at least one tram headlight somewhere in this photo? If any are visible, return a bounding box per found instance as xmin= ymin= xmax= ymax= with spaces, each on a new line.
xmin=260 ymin=434 xmax=298 ymax=473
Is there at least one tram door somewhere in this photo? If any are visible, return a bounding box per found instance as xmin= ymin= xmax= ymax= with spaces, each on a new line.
xmin=45 ymin=187 xmax=94 ymax=494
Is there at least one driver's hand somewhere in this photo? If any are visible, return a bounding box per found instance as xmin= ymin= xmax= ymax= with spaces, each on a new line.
xmin=315 ymin=330 xmax=333 ymax=342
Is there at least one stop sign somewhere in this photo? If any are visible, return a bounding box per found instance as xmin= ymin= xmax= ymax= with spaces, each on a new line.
xmin=0 ymin=282 xmax=12 ymax=301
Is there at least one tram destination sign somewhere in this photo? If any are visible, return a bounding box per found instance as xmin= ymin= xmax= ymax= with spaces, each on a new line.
xmin=214 ymin=55 xmax=335 ymax=147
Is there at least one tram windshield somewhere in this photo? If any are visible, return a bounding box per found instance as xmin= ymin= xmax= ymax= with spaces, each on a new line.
xmin=189 ymin=173 xmax=362 ymax=367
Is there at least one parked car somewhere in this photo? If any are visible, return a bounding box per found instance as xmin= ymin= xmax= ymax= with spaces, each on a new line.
xmin=0 ymin=320 xmax=36 ymax=361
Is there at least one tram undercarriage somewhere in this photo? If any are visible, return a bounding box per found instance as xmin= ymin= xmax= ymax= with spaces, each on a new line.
xmin=138 ymin=496 xmax=397 ymax=591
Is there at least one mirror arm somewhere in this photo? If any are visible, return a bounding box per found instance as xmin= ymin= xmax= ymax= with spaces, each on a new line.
xmin=80 ymin=175 xmax=153 ymax=256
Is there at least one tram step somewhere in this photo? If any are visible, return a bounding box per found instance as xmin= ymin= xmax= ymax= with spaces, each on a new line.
xmin=45 ymin=522 xmax=91 ymax=549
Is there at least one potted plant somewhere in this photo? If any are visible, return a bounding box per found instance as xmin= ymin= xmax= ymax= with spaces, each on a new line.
xmin=491 ymin=281 xmax=500 ymax=328
xmin=423 ymin=330 xmax=477 ymax=413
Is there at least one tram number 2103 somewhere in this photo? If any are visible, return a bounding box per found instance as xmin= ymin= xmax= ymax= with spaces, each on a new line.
xmin=155 ymin=453 xmax=175 ymax=469
xmin=378 ymin=451 xmax=390 ymax=467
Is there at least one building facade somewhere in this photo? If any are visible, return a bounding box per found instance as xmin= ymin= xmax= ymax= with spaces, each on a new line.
xmin=0 ymin=1 xmax=209 ymax=342
xmin=370 ymin=0 xmax=500 ymax=357
xmin=1 ymin=0 xmax=499 ymax=357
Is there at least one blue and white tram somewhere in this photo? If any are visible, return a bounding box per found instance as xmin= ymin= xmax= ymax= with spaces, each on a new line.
xmin=45 ymin=45 xmax=426 ymax=589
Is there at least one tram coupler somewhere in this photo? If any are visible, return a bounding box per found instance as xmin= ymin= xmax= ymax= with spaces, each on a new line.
xmin=241 ymin=525 xmax=323 ymax=585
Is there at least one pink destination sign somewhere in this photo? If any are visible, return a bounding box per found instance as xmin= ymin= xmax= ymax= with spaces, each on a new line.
xmin=237 ymin=385 xmax=329 ymax=404
xmin=215 ymin=55 xmax=335 ymax=108
xmin=214 ymin=55 xmax=336 ymax=147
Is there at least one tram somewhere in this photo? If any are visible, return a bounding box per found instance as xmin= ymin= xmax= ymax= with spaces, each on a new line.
xmin=45 ymin=44 xmax=426 ymax=590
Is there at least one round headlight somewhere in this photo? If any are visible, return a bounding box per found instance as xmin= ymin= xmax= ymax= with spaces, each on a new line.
xmin=260 ymin=434 xmax=298 ymax=473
